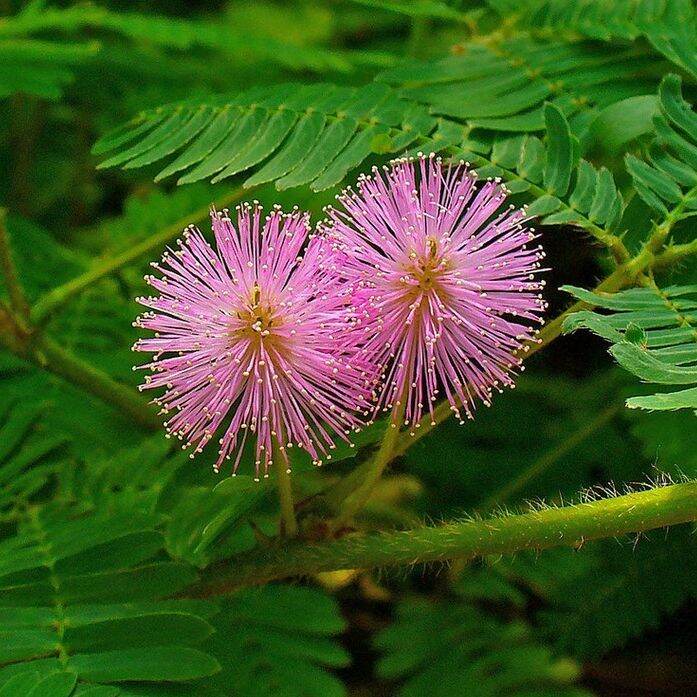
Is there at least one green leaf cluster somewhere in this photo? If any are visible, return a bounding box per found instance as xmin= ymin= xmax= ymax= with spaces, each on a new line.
xmin=564 ymin=284 xmax=697 ymax=412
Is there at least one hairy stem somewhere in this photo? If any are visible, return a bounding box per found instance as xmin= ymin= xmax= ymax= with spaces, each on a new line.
xmin=193 ymin=480 xmax=697 ymax=595
xmin=0 ymin=209 xmax=30 ymax=320
xmin=654 ymin=238 xmax=697 ymax=268
xmin=274 ymin=443 xmax=298 ymax=538
xmin=30 ymin=188 xmax=245 ymax=325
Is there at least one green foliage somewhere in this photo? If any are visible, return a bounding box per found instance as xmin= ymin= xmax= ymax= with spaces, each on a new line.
xmin=202 ymin=586 xmax=349 ymax=697
xmin=487 ymin=0 xmax=697 ymax=79
xmin=165 ymin=475 xmax=269 ymax=567
xmin=502 ymin=525 xmax=697 ymax=659
xmin=0 ymin=401 xmax=66 ymax=521
xmin=403 ymin=373 xmax=635 ymax=512
xmin=0 ymin=218 xmax=143 ymax=460
xmin=349 ymin=0 xmax=471 ymax=22
xmin=0 ymin=497 xmax=349 ymax=696
xmin=0 ymin=503 xmax=219 ymax=694
xmin=375 ymin=580 xmax=591 ymax=696
xmin=455 ymin=108 xmax=625 ymax=242
xmin=2 ymin=0 xmax=697 ymax=692
xmin=563 ymin=284 xmax=697 ymax=412
xmin=0 ymin=1 xmax=380 ymax=101
xmin=378 ymin=36 xmax=656 ymax=133
xmin=0 ymin=37 xmax=97 ymax=100
xmin=93 ymin=29 xmax=656 ymax=245
xmin=93 ymin=83 xmax=436 ymax=190
xmin=625 ymin=75 xmax=697 ymax=217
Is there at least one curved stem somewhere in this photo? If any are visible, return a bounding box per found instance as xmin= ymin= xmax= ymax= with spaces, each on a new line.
xmin=193 ymin=480 xmax=697 ymax=596
xmin=30 ymin=188 xmax=246 ymax=325
xmin=33 ymin=335 xmax=159 ymax=430
xmin=328 ymin=401 xmax=406 ymax=525
xmin=478 ymin=401 xmax=621 ymax=511
xmin=0 ymin=209 xmax=29 ymax=320
xmin=0 ymin=305 xmax=158 ymax=430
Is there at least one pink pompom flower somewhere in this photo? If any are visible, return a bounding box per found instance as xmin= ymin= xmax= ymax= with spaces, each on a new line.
xmin=133 ymin=203 xmax=369 ymax=479
xmin=322 ymin=154 xmax=546 ymax=434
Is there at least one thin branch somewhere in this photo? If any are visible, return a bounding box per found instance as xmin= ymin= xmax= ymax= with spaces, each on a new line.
xmin=33 ymin=335 xmax=160 ymax=430
xmin=0 ymin=314 xmax=158 ymax=431
xmin=478 ymin=401 xmax=622 ymax=511
xmin=30 ymin=188 xmax=246 ymax=325
xmin=192 ymin=480 xmax=697 ymax=596
xmin=329 ymin=401 xmax=406 ymax=526
xmin=0 ymin=209 xmax=30 ymax=320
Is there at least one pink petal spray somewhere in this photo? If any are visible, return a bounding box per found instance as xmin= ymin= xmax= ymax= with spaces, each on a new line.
xmin=323 ymin=154 xmax=546 ymax=433
xmin=133 ymin=203 xmax=369 ymax=479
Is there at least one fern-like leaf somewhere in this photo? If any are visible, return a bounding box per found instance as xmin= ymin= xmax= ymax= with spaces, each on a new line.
xmin=0 ymin=401 xmax=66 ymax=520
xmin=625 ymin=74 xmax=697 ymax=217
xmin=434 ymin=105 xmax=626 ymax=254
xmin=488 ymin=0 xmax=697 ymax=79
xmin=200 ymin=585 xmax=350 ymax=697
xmin=563 ymin=284 xmax=697 ymax=412
xmin=501 ymin=525 xmax=697 ymax=659
xmin=93 ymin=83 xmax=435 ymax=190
xmin=375 ymin=579 xmax=590 ymax=697
xmin=377 ymin=36 xmax=659 ymax=132
xmin=0 ymin=505 xmax=219 ymax=692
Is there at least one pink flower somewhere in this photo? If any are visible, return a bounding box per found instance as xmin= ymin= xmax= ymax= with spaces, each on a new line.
xmin=322 ymin=154 xmax=546 ymax=433
xmin=133 ymin=203 xmax=369 ymax=479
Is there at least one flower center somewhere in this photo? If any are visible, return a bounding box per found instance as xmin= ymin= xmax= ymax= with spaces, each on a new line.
xmin=408 ymin=238 xmax=445 ymax=292
xmin=232 ymin=283 xmax=282 ymax=340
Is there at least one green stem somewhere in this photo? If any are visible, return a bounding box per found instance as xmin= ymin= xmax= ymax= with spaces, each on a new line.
xmin=654 ymin=238 xmax=697 ymax=268
xmin=28 ymin=334 xmax=158 ymax=430
xmin=0 ymin=298 xmax=156 ymax=428
xmin=0 ymin=209 xmax=30 ymax=319
xmin=407 ymin=17 xmax=429 ymax=58
xmin=328 ymin=401 xmax=406 ymax=524
xmin=193 ymin=480 xmax=697 ymax=596
xmin=30 ymin=188 xmax=246 ymax=325
xmin=274 ymin=443 xmax=297 ymax=538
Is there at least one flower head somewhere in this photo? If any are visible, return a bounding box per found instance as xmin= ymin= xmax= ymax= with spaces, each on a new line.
xmin=322 ymin=154 xmax=546 ymax=432
xmin=133 ymin=203 xmax=368 ymax=479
